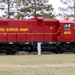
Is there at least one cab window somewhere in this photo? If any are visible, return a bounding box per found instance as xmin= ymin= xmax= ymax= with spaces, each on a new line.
xmin=64 ymin=24 xmax=71 ymax=30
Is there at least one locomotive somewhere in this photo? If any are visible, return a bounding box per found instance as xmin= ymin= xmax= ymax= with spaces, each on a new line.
xmin=0 ymin=17 xmax=74 ymax=55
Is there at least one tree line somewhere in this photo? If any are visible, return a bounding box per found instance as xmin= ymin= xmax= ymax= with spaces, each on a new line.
xmin=0 ymin=0 xmax=55 ymax=19
xmin=58 ymin=0 xmax=75 ymax=19
xmin=0 ymin=0 xmax=75 ymax=20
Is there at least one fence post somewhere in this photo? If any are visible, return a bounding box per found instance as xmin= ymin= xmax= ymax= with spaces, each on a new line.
xmin=37 ymin=42 xmax=41 ymax=55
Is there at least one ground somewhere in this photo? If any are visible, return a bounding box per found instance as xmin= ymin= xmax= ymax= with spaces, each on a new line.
xmin=0 ymin=54 xmax=75 ymax=75
xmin=0 ymin=63 xmax=75 ymax=68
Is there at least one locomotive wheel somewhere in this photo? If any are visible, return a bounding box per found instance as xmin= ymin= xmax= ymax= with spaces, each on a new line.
xmin=11 ymin=50 xmax=16 ymax=55
xmin=11 ymin=45 xmax=19 ymax=55
xmin=59 ymin=50 xmax=64 ymax=54
xmin=27 ymin=47 xmax=32 ymax=53
xmin=73 ymin=51 xmax=75 ymax=53
xmin=54 ymin=49 xmax=59 ymax=54
xmin=58 ymin=45 xmax=64 ymax=54
xmin=59 ymin=48 xmax=64 ymax=54
xmin=70 ymin=45 xmax=75 ymax=53
xmin=6 ymin=49 xmax=11 ymax=55
xmin=71 ymin=48 xmax=75 ymax=53
xmin=6 ymin=46 xmax=11 ymax=55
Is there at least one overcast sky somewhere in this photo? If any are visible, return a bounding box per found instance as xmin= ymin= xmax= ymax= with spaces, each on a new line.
xmin=49 ymin=0 xmax=62 ymax=14
xmin=49 ymin=0 xmax=61 ymax=8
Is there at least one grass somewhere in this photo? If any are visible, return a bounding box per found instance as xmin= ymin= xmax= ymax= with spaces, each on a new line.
xmin=0 ymin=54 xmax=75 ymax=75
xmin=0 ymin=67 xmax=75 ymax=75
xmin=0 ymin=54 xmax=75 ymax=64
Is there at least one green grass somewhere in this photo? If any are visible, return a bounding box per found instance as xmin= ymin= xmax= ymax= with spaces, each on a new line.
xmin=0 ymin=54 xmax=75 ymax=75
xmin=0 ymin=54 xmax=75 ymax=64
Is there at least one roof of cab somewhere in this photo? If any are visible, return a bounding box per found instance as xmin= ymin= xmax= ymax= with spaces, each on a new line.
xmin=57 ymin=18 xmax=74 ymax=23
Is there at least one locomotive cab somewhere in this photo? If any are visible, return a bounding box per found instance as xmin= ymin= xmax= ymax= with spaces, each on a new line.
xmin=57 ymin=18 xmax=74 ymax=41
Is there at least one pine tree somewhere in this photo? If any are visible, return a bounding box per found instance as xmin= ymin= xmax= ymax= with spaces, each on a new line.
xmin=0 ymin=0 xmax=16 ymax=18
xmin=58 ymin=0 xmax=74 ymax=18
xmin=16 ymin=0 xmax=55 ymax=18
xmin=0 ymin=0 xmax=55 ymax=18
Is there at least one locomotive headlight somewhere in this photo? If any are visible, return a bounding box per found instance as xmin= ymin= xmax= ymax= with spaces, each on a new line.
xmin=49 ymin=42 xmax=53 ymax=44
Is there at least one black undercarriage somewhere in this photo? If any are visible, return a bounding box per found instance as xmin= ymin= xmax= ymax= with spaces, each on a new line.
xmin=0 ymin=42 xmax=75 ymax=55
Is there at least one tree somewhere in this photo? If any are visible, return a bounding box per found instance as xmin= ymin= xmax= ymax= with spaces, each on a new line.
xmin=16 ymin=0 xmax=55 ymax=18
xmin=0 ymin=0 xmax=17 ymax=18
xmin=58 ymin=0 xmax=74 ymax=19
xmin=0 ymin=0 xmax=55 ymax=18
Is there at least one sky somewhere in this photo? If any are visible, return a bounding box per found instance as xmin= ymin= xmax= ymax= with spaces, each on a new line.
xmin=49 ymin=0 xmax=61 ymax=10
xmin=49 ymin=0 xmax=62 ymax=14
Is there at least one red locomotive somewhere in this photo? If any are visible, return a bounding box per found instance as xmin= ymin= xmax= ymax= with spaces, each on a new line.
xmin=0 ymin=17 xmax=74 ymax=54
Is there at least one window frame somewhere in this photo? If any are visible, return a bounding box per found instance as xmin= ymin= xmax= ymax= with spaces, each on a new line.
xmin=64 ymin=23 xmax=71 ymax=30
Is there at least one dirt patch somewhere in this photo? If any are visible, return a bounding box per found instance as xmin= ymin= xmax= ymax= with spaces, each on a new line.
xmin=0 ymin=63 xmax=75 ymax=68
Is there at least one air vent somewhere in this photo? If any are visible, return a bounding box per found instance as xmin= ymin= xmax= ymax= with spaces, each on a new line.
xmin=45 ymin=22 xmax=55 ymax=25
xmin=0 ymin=21 xmax=8 ymax=25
